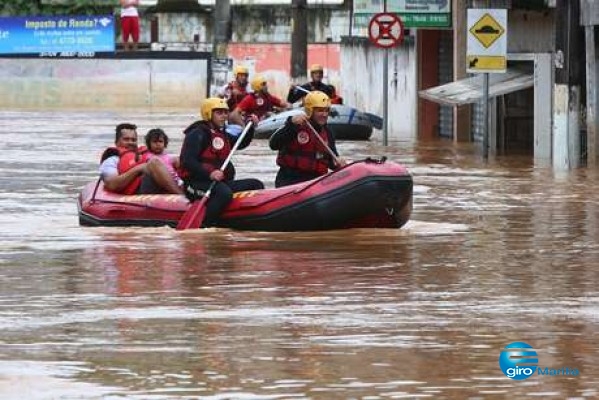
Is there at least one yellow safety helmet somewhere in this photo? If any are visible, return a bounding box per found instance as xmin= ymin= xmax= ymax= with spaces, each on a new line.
xmin=200 ymin=97 xmax=229 ymax=121
xmin=233 ymin=65 xmax=248 ymax=76
xmin=310 ymin=64 xmax=324 ymax=74
xmin=304 ymin=91 xmax=331 ymax=117
xmin=251 ymin=75 xmax=267 ymax=92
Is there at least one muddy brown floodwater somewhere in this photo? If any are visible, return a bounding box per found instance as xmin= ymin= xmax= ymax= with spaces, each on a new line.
xmin=1 ymin=110 xmax=598 ymax=399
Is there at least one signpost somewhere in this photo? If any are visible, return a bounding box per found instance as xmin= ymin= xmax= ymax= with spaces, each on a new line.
xmin=467 ymin=8 xmax=507 ymax=160
xmin=368 ymin=11 xmax=404 ymax=146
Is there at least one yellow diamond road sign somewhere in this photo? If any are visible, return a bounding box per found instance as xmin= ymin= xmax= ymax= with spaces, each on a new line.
xmin=467 ymin=9 xmax=507 ymax=73
xmin=470 ymin=13 xmax=505 ymax=49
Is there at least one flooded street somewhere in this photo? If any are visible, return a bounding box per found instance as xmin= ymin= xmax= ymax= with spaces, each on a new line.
xmin=1 ymin=110 xmax=599 ymax=399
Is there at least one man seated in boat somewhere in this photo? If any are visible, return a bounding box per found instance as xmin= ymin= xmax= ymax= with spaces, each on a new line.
xmin=99 ymin=123 xmax=183 ymax=195
xmin=269 ymin=91 xmax=347 ymax=188
xmin=229 ymin=75 xmax=290 ymax=125
xmin=217 ymin=65 xmax=250 ymax=111
xmin=287 ymin=64 xmax=343 ymax=105
xmin=179 ymin=98 xmax=265 ymax=227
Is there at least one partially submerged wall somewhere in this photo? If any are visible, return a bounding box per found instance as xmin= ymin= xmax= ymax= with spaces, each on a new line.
xmin=0 ymin=56 xmax=208 ymax=110
xmin=341 ymin=37 xmax=418 ymax=141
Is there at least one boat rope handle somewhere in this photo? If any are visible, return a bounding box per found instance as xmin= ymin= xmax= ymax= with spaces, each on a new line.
xmin=90 ymin=177 xmax=102 ymax=203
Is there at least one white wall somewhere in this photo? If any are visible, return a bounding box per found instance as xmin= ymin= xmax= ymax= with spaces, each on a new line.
xmin=341 ymin=38 xmax=418 ymax=141
xmin=508 ymin=9 xmax=555 ymax=53
xmin=0 ymin=58 xmax=207 ymax=110
xmin=137 ymin=8 xmax=351 ymax=44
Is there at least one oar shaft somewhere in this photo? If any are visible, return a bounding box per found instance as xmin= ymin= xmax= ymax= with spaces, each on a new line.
xmin=292 ymin=87 xmax=341 ymax=165
xmin=220 ymin=121 xmax=253 ymax=171
xmin=304 ymin=120 xmax=341 ymax=165
xmin=175 ymin=121 xmax=254 ymax=231
xmin=206 ymin=121 xmax=253 ymax=198
xmin=295 ymin=85 xmax=310 ymax=94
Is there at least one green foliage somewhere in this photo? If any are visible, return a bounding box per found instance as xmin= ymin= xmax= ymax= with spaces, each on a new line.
xmin=0 ymin=0 xmax=115 ymax=17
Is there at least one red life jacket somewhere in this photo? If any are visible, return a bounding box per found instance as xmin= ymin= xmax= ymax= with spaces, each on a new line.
xmin=250 ymin=93 xmax=275 ymax=120
xmin=276 ymin=125 xmax=330 ymax=175
xmin=100 ymin=146 xmax=149 ymax=195
xmin=179 ymin=127 xmax=234 ymax=181
xmin=225 ymin=81 xmax=248 ymax=110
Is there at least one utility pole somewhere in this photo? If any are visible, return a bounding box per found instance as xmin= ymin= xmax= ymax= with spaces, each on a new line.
xmin=453 ymin=0 xmax=471 ymax=143
xmin=213 ymin=0 xmax=231 ymax=59
xmin=554 ymin=0 xmax=583 ymax=169
xmin=470 ymin=0 xmax=509 ymax=160
xmin=290 ymin=0 xmax=308 ymax=83
xmin=582 ymin=0 xmax=599 ymax=167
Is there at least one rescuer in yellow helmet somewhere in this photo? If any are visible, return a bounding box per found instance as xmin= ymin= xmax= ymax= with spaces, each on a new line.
xmin=229 ymin=74 xmax=290 ymax=126
xmin=269 ymin=91 xmax=346 ymax=188
xmin=178 ymin=97 xmax=264 ymax=227
xmin=218 ymin=65 xmax=250 ymax=111
xmin=287 ymin=63 xmax=343 ymax=105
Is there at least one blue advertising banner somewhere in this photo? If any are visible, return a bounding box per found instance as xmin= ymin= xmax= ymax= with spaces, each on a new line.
xmin=0 ymin=15 xmax=115 ymax=56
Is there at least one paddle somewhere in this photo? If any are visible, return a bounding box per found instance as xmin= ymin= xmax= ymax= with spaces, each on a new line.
xmin=294 ymin=85 xmax=310 ymax=95
xmin=176 ymin=121 xmax=254 ymax=231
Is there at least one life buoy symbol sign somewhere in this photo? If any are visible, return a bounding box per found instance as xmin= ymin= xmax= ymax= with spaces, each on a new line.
xmin=368 ymin=13 xmax=404 ymax=49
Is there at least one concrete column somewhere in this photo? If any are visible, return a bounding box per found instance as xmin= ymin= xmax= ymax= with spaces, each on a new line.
xmin=553 ymin=85 xmax=581 ymax=169
xmin=534 ymin=53 xmax=553 ymax=165
xmin=213 ymin=0 xmax=230 ymax=59
xmin=554 ymin=0 xmax=583 ymax=169
xmin=290 ymin=0 xmax=308 ymax=82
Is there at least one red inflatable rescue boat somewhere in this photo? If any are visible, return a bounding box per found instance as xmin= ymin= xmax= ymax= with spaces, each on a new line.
xmin=77 ymin=158 xmax=412 ymax=231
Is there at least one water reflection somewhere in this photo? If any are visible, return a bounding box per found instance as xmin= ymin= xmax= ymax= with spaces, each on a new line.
xmin=1 ymin=111 xmax=599 ymax=399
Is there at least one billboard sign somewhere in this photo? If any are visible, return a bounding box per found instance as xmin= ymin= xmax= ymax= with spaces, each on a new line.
xmin=0 ymin=15 xmax=115 ymax=56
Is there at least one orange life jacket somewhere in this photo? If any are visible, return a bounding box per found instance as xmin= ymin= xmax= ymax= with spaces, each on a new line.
xmin=100 ymin=146 xmax=150 ymax=195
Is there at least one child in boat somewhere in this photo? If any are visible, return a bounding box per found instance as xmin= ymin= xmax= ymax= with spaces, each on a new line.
xmin=269 ymin=91 xmax=346 ymax=188
xmin=145 ymin=128 xmax=184 ymax=188
xmin=99 ymin=123 xmax=182 ymax=195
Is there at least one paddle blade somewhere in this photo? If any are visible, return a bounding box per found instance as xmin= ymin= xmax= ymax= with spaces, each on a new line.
xmin=176 ymin=196 xmax=208 ymax=230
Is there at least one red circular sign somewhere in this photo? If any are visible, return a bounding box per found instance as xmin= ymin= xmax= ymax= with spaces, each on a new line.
xmin=368 ymin=13 xmax=404 ymax=49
